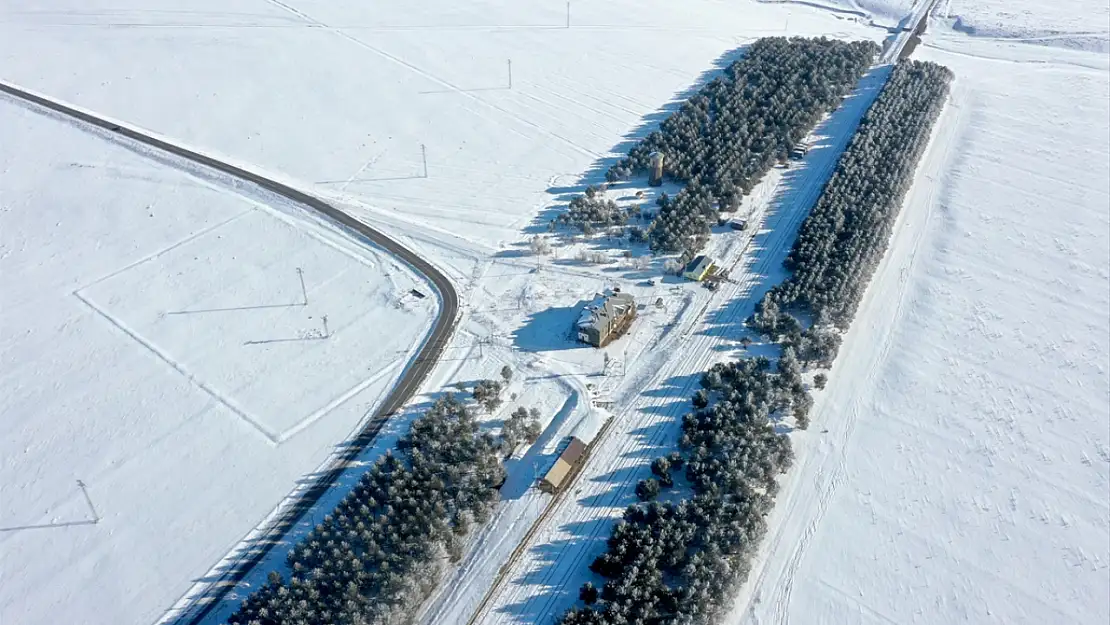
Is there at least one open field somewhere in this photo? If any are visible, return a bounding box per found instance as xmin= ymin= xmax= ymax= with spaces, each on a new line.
xmin=0 ymin=0 xmax=880 ymax=263
xmin=0 ymin=97 xmax=435 ymax=625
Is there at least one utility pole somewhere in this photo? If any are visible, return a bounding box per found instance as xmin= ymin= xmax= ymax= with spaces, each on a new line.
xmin=507 ymin=59 xmax=513 ymax=90
xmin=76 ymin=480 xmax=100 ymax=524
xmin=566 ymin=1 xmax=571 ymax=28
xmin=321 ymin=315 xmax=330 ymax=338
xmin=296 ymin=267 xmax=308 ymax=306
xmin=421 ymin=143 xmax=428 ymax=178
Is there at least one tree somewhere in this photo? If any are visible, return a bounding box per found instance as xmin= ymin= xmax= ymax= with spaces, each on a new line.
xmin=524 ymin=418 xmax=542 ymax=444
xmin=772 ymin=59 xmax=953 ymax=328
xmin=636 ymin=478 xmax=661 ymax=501
xmin=793 ymin=392 xmax=814 ymax=430
xmin=651 ymin=457 xmax=674 ymax=487
xmin=502 ymin=406 xmax=529 ymax=451
xmin=813 ymin=373 xmax=828 ymax=390
xmin=692 ymin=389 xmax=709 ymax=409
xmin=500 ymin=365 xmax=513 ymax=384
xmin=227 ymin=394 xmax=505 ymax=625
xmin=530 ymin=235 xmax=552 ymax=256
xmin=663 ymin=258 xmax=684 ymax=275
xmin=580 ymin=582 xmax=600 ymax=605
xmin=472 ymin=379 xmax=504 ymax=412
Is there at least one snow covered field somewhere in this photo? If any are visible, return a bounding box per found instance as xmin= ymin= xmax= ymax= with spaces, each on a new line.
xmin=6 ymin=1 xmax=1105 ymax=624
xmin=0 ymin=99 xmax=435 ymax=624
xmin=728 ymin=8 xmax=1110 ymax=625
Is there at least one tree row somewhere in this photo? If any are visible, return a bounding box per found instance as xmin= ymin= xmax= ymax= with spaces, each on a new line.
xmin=602 ymin=37 xmax=878 ymax=256
xmin=559 ymin=58 xmax=953 ymax=625
xmin=228 ymin=394 xmax=507 ymax=625
xmin=768 ymin=60 xmax=953 ymax=328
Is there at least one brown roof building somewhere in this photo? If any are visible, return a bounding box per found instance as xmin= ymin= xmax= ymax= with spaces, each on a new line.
xmin=539 ymin=437 xmax=588 ymax=493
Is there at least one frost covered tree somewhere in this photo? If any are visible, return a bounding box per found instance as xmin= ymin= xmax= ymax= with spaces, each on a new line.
xmin=472 ymin=379 xmax=504 ymax=412
xmin=601 ymin=37 xmax=877 ymax=256
xmin=228 ymin=395 xmax=505 ymax=625
xmin=635 ymin=478 xmax=661 ymax=501
xmin=529 ymin=235 xmax=552 ymax=256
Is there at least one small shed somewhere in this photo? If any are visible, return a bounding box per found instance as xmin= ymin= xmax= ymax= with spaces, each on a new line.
xmin=682 ymin=255 xmax=717 ymax=282
xmin=540 ymin=437 xmax=588 ymax=493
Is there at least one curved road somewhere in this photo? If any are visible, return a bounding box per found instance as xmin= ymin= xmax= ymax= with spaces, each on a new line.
xmin=0 ymin=80 xmax=459 ymax=625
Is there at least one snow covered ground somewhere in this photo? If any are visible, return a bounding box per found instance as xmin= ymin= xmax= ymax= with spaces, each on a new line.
xmin=12 ymin=2 xmax=1105 ymax=625
xmin=0 ymin=3 xmax=891 ymax=624
xmin=0 ymin=0 xmax=879 ymax=268
xmin=0 ymin=99 xmax=435 ymax=625
xmin=827 ymin=0 xmax=1110 ymax=50
xmin=729 ymin=11 xmax=1110 ymax=625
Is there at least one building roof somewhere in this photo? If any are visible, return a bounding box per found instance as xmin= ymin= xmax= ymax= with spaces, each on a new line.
xmin=561 ymin=437 xmax=587 ymax=464
xmin=684 ymin=255 xmax=713 ymax=275
xmin=577 ymin=291 xmax=635 ymax=333
xmin=541 ymin=437 xmax=588 ymax=490
xmin=542 ymin=458 xmax=573 ymax=489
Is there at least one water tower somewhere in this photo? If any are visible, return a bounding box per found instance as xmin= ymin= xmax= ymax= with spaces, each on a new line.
xmin=648 ymin=151 xmax=664 ymax=187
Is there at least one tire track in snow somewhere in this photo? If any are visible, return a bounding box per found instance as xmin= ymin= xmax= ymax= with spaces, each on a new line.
xmin=743 ymin=80 xmax=967 ymax=625
xmin=263 ymin=0 xmax=603 ymax=160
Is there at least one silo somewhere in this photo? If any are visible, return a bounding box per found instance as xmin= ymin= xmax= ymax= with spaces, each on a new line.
xmin=648 ymin=151 xmax=664 ymax=187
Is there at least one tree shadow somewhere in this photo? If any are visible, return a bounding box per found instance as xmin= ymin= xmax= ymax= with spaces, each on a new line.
xmin=694 ymin=65 xmax=891 ymax=353
xmin=493 ymin=371 xmax=698 ymax=623
xmin=522 ymin=45 xmax=751 ymax=238
xmin=500 ymin=391 xmax=579 ymax=500
xmin=495 ymin=520 xmax=616 ymax=625
xmin=168 ymin=388 xmax=454 ymax=625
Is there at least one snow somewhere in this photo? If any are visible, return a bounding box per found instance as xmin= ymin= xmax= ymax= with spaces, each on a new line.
xmin=7 ymin=1 xmax=1105 ymax=625
xmin=728 ymin=14 xmax=1110 ymax=625
xmin=939 ymin=0 xmax=1110 ymax=52
xmin=0 ymin=99 xmax=435 ymax=625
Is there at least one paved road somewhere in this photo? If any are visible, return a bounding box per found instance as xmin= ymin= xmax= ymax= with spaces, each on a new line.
xmin=0 ymin=80 xmax=459 ymax=625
